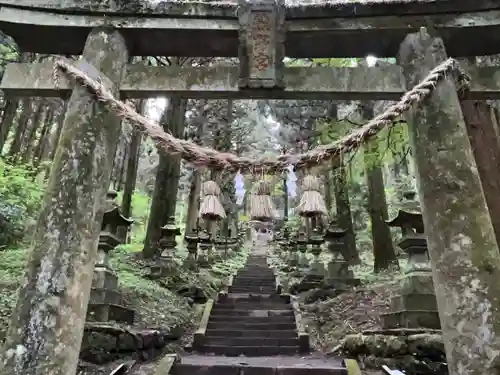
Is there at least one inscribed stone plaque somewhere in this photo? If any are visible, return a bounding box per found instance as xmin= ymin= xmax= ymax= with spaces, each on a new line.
xmin=238 ymin=0 xmax=285 ymax=89
xmin=249 ymin=11 xmax=275 ymax=82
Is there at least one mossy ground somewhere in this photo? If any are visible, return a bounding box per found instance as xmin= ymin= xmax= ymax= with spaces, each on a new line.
xmin=269 ymin=245 xmax=407 ymax=352
xmin=0 ymin=241 xmax=249 ymax=339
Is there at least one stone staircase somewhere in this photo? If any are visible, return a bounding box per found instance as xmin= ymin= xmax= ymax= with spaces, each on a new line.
xmin=167 ymin=254 xmax=358 ymax=375
xmin=199 ymin=255 xmax=306 ymax=356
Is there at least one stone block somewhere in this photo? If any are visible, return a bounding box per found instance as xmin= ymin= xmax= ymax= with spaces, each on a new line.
xmin=324 ymin=277 xmax=360 ymax=288
xmin=399 ymin=272 xmax=435 ymax=295
xmin=148 ymin=264 xmax=173 ymax=279
xmin=92 ymin=267 xmax=118 ymax=290
xmin=89 ymin=288 xmax=124 ymax=305
xmin=382 ymin=310 xmax=440 ymax=330
xmin=327 ymin=260 xmax=350 ymax=277
xmin=87 ymin=303 xmax=135 ymax=324
xmin=390 ymin=293 xmax=437 ymax=312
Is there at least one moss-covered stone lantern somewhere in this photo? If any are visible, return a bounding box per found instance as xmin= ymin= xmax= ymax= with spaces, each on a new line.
xmin=382 ymin=201 xmax=439 ymax=330
xmin=184 ymin=230 xmax=199 ymax=270
xmin=324 ymin=219 xmax=358 ymax=286
xmin=87 ymin=192 xmax=134 ymax=324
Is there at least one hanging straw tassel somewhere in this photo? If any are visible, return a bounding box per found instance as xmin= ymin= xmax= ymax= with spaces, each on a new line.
xmin=250 ymin=180 xmax=276 ymax=222
xmin=296 ymin=175 xmax=328 ymax=217
xmin=199 ymin=180 xmax=226 ymax=221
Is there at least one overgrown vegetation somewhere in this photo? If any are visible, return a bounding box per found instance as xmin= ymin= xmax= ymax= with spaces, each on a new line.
xmin=0 ymin=158 xmax=248 ymax=338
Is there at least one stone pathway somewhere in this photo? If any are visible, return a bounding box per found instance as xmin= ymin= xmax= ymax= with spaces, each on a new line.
xmin=168 ymin=253 xmax=354 ymax=375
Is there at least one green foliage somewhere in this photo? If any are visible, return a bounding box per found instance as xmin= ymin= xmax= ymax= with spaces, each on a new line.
xmin=116 ymin=190 xmax=151 ymax=243
xmin=0 ymin=159 xmax=45 ymax=246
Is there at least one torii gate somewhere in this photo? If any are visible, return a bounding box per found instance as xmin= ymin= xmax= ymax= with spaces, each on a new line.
xmin=1 ymin=1 xmax=500 ymax=375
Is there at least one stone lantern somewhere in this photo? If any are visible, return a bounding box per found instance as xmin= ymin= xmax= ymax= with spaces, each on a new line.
xmin=160 ymin=216 xmax=181 ymax=258
xmin=197 ymin=230 xmax=212 ymax=268
xmin=324 ymin=219 xmax=358 ymax=286
xmin=87 ymin=192 xmax=134 ymax=324
xmin=184 ymin=230 xmax=199 ymax=270
xmin=382 ymin=206 xmax=440 ymax=330
xmin=287 ymin=233 xmax=300 ymax=267
xmin=213 ymin=236 xmax=226 ymax=260
xmin=308 ymin=227 xmax=326 ymax=276
xmin=226 ymin=233 xmax=238 ymax=254
xmin=149 ymin=216 xmax=180 ymax=279
xmin=296 ymin=231 xmax=309 ymax=268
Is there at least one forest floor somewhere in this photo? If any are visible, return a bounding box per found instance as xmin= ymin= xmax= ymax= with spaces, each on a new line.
xmin=301 ymin=283 xmax=396 ymax=353
xmin=0 ymin=241 xmax=406 ymax=375
xmin=0 ymin=242 xmax=249 ymax=364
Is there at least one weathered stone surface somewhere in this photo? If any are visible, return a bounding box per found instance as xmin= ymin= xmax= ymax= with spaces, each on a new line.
xmin=342 ymin=332 xmax=447 ymax=374
xmin=237 ymin=0 xmax=285 ymax=89
xmin=0 ymin=1 xmax=499 ymax=57
xmin=398 ymin=27 xmax=500 ymax=375
xmin=0 ymin=28 xmax=128 ymax=375
xmin=80 ymin=323 xmax=183 ymax=364
xmin=5 ymin=61 xmax=500 ymax=100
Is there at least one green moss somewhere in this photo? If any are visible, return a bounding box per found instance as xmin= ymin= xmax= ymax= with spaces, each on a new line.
xmin=0 ymin=242 xmax=249 ymax=337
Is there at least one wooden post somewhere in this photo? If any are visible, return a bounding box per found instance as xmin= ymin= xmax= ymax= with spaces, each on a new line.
xmin=461 ymin=100 xmax=500 ymax=246
xmin=398 ymin=27 xmax=500 ymax=375
xmin=0 ymin=28 xmax=128 ymax=375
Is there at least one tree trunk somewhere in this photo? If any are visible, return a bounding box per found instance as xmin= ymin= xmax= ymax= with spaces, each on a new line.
xmin=21 ymin=101 xmax=47 ymax=164
xmin=333 ymin=164 xmax=360 ymax=264
xmin=8 ymin=98 xmax=35 ymax=160
xmin=33 ymin=107 xmax=54 ymax=167
xmin=185 ymin=168 xmax=201 ymax=234
xmin=220 ymin=100 xmax=234 ymax=237
xmin=364 ymin=137 xmax=398 ymax=272
xmin=115 ymin=138 xmax=128 ymax=191
xmin=0 ymin=98 xmax=19 ymax=154
xmin=323 ymin=167 xmax=333 ymax=214
xmin=118 ymin=102 xmax=144 ymax=241
xmin=49 ymin=101 xmax=68 ymax=161
xmin=143 ymin=96 xmax=187 ymax=258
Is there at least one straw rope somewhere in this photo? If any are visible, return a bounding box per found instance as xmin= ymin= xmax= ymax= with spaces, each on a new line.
xmin=53 ymin=57 xmax=469 ymax=173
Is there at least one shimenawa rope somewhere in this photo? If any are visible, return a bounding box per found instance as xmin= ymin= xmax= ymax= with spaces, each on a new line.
xmin=52 ymin=58 xmax=469 ymax=173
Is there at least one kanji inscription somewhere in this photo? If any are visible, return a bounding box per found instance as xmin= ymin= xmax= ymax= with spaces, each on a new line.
xmin=237 ymin=0 xmax=285 ymax=89
xmin=249 ymin=11 xmax=274 ymax=78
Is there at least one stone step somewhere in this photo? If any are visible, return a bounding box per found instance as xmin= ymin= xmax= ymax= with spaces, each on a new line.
xmin=235 ymin=272 xmax=275 ymax=280
xmin=229 ymin=284 xmax=275 ymax=290
xmin=229 ymin=288 xmax=276 ymax=294
xmin=229 ymin=287 xmax=276 ymax=291
xmin=207 ymin=321 xmax=296 ymax=330
xmin=233 ymin=275 xmax=275 ymax=280
xmin=217 ymin=294 xmax=290 ymax=304
xmin=211 ymin=306 xmax=293 ymax=314
xmin=200 ymin=344 xmax=300 ymax=356
xmin=205 ymin=329 xmax=297 ymax=338
xmin=171 ymin=356 xmax=350 ymax=375
xmin=209 ymin=315 xmax=295 ymax=323
xmin=212 ymin=304 xmax=293 ymax=312
xmin=232 ymin=279 xmax=275 ymax=284
xmin=231 ymin=284 xmax=276 ymax=289
xmin=210 ymin=309 xmax=294 ymax=317
xmin=233 ymin=277 xmax=274 ymax=282
xmin=205 ymin=336 xmax=299 ymax=347
xmin=236 ymin=268 xmax=273 ymax=272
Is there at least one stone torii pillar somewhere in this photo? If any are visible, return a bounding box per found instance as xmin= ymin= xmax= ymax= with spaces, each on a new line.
xmin=397 ymin=27 xmax=500 ymax=374
xmin=0 ymin=28 xmax=128 ymax=375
